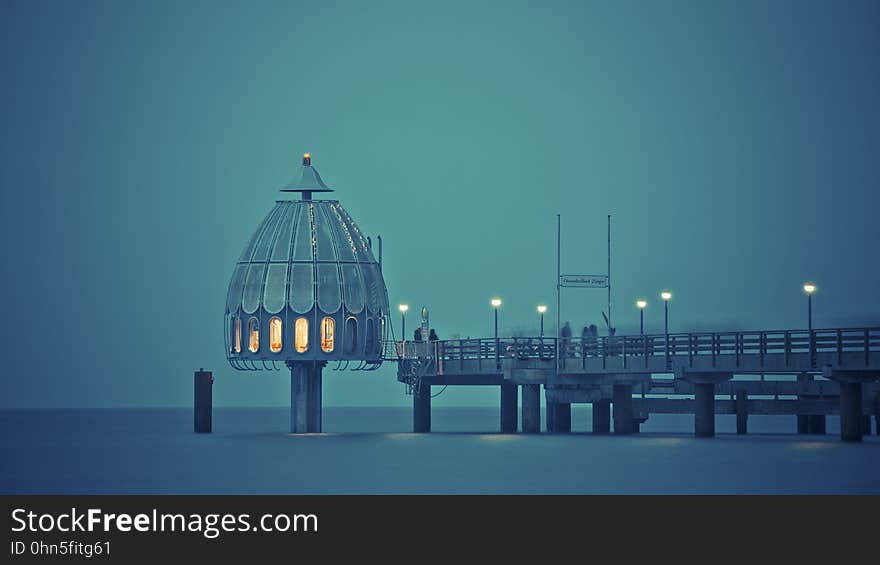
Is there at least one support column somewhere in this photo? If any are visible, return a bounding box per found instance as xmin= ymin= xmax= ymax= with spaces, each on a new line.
xmin=863 ymin=415 xmax=873 ymax=436
xmin=500 ymin=381 xmax=518 ymax=433
xmin=289 ymin=362 xmax=323 ymax=434
xmin=194 ymin=369 xmax=213 ymax=434
xmin=546 ymin=400 xmax=556 ymax=433
xmin=612 ymin=384 xmax=633 ymax=435
xmin=735 ymin=389 xmax=748 ymax=435
xmin=694 ymin=382 xmax=715 ymax=438
xmin=554 ymin=402 xmax=571 ymax=433
xmin=797 ymin=373 xmax=810 ymax=434
xmin=521 ymin=384 xmax=540 ymax=433
xmin=413 ymin=383 xmax=431 ymax=433
xmin=592 ymin=400 xmax=611 ymax=433
xmin=839 ymin=382 xmax=863 ymax=442
xmin=808 ymin=415 xmax=826 ymax=435
xmin=290 ymin=363 xmax=308 ymax=434
xmin=875 ymin=393 xmax=880 ymax=436
xmin=307 ymin=365 xmax=322 ymax=433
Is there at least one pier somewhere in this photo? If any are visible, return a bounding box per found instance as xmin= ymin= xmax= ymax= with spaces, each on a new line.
xmin=393 ymin=327 xmax=880 ymax=441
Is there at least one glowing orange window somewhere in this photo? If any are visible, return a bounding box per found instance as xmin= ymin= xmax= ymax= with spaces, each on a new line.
xmin=295 ymin=317 xmax=309 ymax=353
xmin=321 ymin=317 xmax=335 ymax=353
xmin=269 ymin=317 xmax=282 ymax=353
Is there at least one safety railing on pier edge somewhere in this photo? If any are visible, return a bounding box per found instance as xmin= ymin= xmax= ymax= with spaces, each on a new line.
xmin=384 ymin=327 xmax=880 ymax=372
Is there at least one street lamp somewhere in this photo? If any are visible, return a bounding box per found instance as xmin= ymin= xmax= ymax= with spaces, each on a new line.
xmin=537 ymin=305 xmax=547 ymax=337
xmin=660 ymin=291 xmax=672 ymax=335
xmin=636 ymin=299 xmax=647 ymax=335
xmin=661 ymin=291 xmax=672 ymax=368
xmin=491 ymin=298 xmax=502 ymax=369
xmin=803 ymin=283 xmax=816 ymax=331
xmin=398 ymin=304 xmax=408 ymax=341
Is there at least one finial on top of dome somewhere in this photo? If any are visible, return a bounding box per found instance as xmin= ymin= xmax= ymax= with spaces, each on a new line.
xmin=281 ymin=151 xmax=333 ymax=200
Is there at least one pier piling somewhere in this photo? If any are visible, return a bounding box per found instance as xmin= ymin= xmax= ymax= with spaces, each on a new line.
xmin=413 ymin=383 xmax=431 ymax=433
xmin=612 ymin=384 xmax=634 ymax=434
xmin=500 ymin=382 xmax=518 ymax=433
xmin=592 ymin=400 xmax=611 ymax=433
xmin=839 ymin=382 xmax=863 ymax=442
xmin=735 ymin=389 xmax=748 ymax=434
xmin=522 ymin=384 xmax=541 ymax=433
xmin=554 ymin=402 xmax=571 ymax=433
xmin=290 ymin=362 xmax=323 ymax=433
xmin=808 ymin=415 xmax=826 ymax=434
xmin=193 ymin=369 xmax=213 ymax=434
xmin=694 ymin=382 xmax=715 ymax=437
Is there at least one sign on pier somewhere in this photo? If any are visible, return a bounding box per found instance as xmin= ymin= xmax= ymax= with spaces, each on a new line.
xmin=559 ymin=274 xmax=608 ymax=288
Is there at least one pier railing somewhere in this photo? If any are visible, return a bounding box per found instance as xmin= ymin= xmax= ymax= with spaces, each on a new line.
xmin=390 ymin=327 xmax=880 ymax=373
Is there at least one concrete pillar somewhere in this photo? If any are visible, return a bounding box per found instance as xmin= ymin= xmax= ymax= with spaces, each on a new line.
xmin=194 ymin=369 xmax=213 ymax=433
xmin=875 ymin=393 xmax=880 ymax=436
xmin=839 ymin=382 xmax=863 ymax=442
xmin=521 ymin=384 xmax=541 ymax=433
xmin=612 ymin=384 xmax=633 ymax=435
xmin=546 ymin=400 xmax=556 ymax=433
xmin=863 ymin=415 xmax=873 ymax=436
xmin=694 ymin=382 xmax=715 ymax=438
xmin=290 ymin=362 xmax=323 ymax=434
xmin=500 ymin=381 xmax=518 ymax=433
xmin=307 ymin=366 xmax=322 ymax=433
xmin=290 ymin=363 xmax=308 ymax=433
xmin=735 ymin=389 xmax=748 ymax=434
xmin=413 ymin=383 xmax=431 ymax=433
xmin=808 ymin=415 xmax=826 ymax=435
xmin=592 ymin=400 xmax=611 ymax=433
xmin=554 ymin=402 xmax=571 ymax=433
xmin=797 ymin=373 xmax=810 ymax=434
xmin=797 ymin=415 xmax=809 ymax=434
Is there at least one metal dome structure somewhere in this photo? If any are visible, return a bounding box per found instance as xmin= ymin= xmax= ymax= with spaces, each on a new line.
xmin=224 ymin=153 xmax=389 ymax=432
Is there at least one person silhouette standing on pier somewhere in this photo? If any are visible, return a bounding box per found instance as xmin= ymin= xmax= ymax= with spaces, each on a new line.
xmin=560 ymin=321 xmax=572 ymax=358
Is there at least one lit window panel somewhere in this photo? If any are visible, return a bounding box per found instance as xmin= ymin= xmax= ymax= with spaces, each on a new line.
xmin=321 ymin=317 xmax=335 ymax=353
xmin=248 ymin=318 xmax=260 ymax=353
xmin=269 ymin=317 xmax=282 ymax=353
xmin=295 ymin=317 xmax=309 ymax=353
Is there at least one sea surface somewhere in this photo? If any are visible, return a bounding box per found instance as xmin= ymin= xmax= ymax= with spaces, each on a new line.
xmin=1 ymin=407 xmax=878 ymax=494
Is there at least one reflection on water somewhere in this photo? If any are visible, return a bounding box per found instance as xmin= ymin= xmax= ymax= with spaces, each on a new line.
xmin=0 ymin=407 xmax=877 ymax=494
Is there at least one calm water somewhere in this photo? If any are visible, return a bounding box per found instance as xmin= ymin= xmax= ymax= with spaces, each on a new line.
xmin=1 ymin=407 xmax=878 ymax=494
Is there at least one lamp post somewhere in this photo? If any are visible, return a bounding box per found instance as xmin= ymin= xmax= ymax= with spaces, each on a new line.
xmin=661 ymin=292 xmax=672 ymax=335
xmin=492 ymin=298 xmax=502 ymax=369
xmin=398 ymin=304 xmax=408 ymax=341
xmin=661 ymin=291 xmax=672 ymax=368
xmin=803 ymin=283 xmax=816 ymax=331
xmin=537 ymin=305 xmax=547 ymax=337
xmin=636 ymin=300 xmax=647 ymax=335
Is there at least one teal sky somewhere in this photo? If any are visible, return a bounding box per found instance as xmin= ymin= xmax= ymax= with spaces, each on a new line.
xmin=1 ymin=0 xmax=878 ymax=408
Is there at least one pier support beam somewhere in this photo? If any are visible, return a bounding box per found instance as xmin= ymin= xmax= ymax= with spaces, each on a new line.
xmin=413 ymin=383 xmax=431 ymax=433
xmin=550 ymin=402 xmax=571 ymax=433
xmin=290 ymin=362 xmax=323 ymax=434
xmin=521 ymin=384 xmax=541 ymax=433
xmin=735 ymin=389 xmax=748 ymax=434
xmin=592 ymin=400 xmax=611 ymax=433
xmin=808 ymin=415 xmax=826 ymax=435
xmin=875 ymin=393 xmax=880 ymax=436
xmin=694 ymin=382 xmax=715 ymax=438
xmin=193 ymin=369 xmax=213 ymax=434
xmin=796 ymin=373 xmax=810 ymax=434
xmin=612 ymin=384 xmax=633 ymax=435
xmin=500 ymin=381 xmax=518 ymax=433
xmin=839 ymin=382 xmax=863 ymax=442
